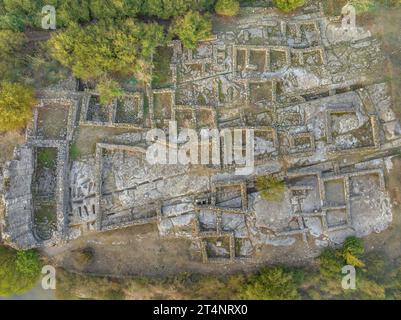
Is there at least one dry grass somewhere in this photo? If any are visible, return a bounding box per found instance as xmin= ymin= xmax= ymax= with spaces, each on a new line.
xmin=0 ymin=130 xmax=25 ymax=165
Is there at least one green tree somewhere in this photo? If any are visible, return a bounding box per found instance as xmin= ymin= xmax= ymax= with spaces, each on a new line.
xmin=241 ymin=267 xmax=301 ymax=300
xmin=0 ymin=0 xmax=44 ymax=31
xmin=171 ymin=11 xmax=212 ymax=49
xmin=0 ymin=246 xmax=42 ymax=297
xmin=215 ymin=0 xmax=240 ymax=16
xmin=49 ymin=19 xmax=165 ymax=83
xmin=273 ymin=0 xmax=305 ymax=12
xmin=255 ymin=175 xmax=285 ymax=202
xmin=319 ymin=248 xmax=343 ymax=278
xmin=0 ymin=81 xmax=37 ymax=132
xmin=141 ymin=0 xmax=214 ymax=19
xmin=0 ymin=30 xmax=27 ymax=81
xmin=89 ymin=0 xmax=141 ymax=21
xmin=341 ymin=236 xmax=365 ymax=268
xmin=55 ymin=0 xmax=92 ymax=27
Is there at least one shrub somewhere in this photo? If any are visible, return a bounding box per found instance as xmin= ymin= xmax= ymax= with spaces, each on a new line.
xmin=255 ymin=175 xmax=285 ymax=202
xmin=0 ymin=81 xmax=36 ymax=132
xmin=273 ymin=0 xmax=305 ymax=12
xmin=96 ymin=78 xmax=124 ymax=105
xmin=25 ymin=41 xmax=70 ymax=88
xmin=319 ymin=248 xmax=343 ymax=278
xmin=191 ymin=274 xmax=246 ymax=299
xmin=171 ymin=11 xmax=212 ymax=49
xmin=0 ymin=246 xmax=42 ymax=297
xmin=215 ymin=0 xmax=240 ymax=17
xmin=49 ymin=19 xmax=165 ymax=83
xmin=240 ymin=267 xmax=301 ymax=300
xmin=349 ymin=0 xmax=377 ymax=13
xmin=341 ymin=236 xmax=365 ymax=268
xmin=0 ymin=0 xmax=44 ymax=31
xmin=0 ymin=30 xmax=27 ymax=82
xmin=142 ymin=0 xmax=215 ymax=19
xmin=15 ymin=250 xmax=41 ymax=277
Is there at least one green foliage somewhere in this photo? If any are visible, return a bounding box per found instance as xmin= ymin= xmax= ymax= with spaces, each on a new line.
xmin=171 ymin=11 xmax=212 ymax=49
xmin=69 ymin=142 xmax=79 ymax=161
xmin=255 ymin=175 xmax=285 ymax=202
xmin=218 ymin=79 xmax=224 ymax=102
xmin=49 ymin=19 xmax=165 ymax=83
xmin=152 ymin=46 xmax=173 ymax=88
xmin=96 ymin=78 xmax=124 ymax=105
xmin=341 ymin=236 xmax=365 ymax=267
xmin=318 ymin=248 xmax=343 ymax=278
xmin=0 ymin=0 xmax=44 ymax=31
xmin=37 ymin=147 xmax=57 ymax=168
xmin=0 ymin=246 xmax=42 ymax=297
xmin=53 ymin=0 xmax=92 ymax=27
xmin=141 ymin=0 xmax=214 ymax=19
xmin=0 ymin=81 xmax=36 ymax=132
xmin=349 ymin=0 xmax=377 ymax=13
xmin=15 ymin=250 xmax=41 ymax=277
xmin=215 ymin=0 xmax=240 ymax=16
xmin=353 ymin=276 xmax=386 ymax=299
xmin=54 ymin=242 xmax=401 ymax=301
xmin=319 ymin=237 xmax=365 ymax=279
xmin=0 ymin=30 xmax=26 ymax=82
xmin=191 ymin=274 xmax=246 ymax=299
xmin=363 ymin=252 xmax=386 ymax=282
xmin=25 ymin=41 xmax=70 ymax=88
xmin=273 ymin=0 xmax=305 ymax=12
xmin=311 ymin=237 xmax=390 ymax=299
xmin=0 ymin=0 xmax=216 ymax=30
xmin=241 ymin=267 xmax=301 ymax=300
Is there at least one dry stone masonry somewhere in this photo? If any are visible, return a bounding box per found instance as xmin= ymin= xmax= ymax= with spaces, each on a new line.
xmin=0 ymin=6 xmax=399 ymax=264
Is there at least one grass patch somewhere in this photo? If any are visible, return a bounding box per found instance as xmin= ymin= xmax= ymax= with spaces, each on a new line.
xmin=37 ymin=147 xmax=57 ymax=169
xmin=256 ymin=175 xmax=285 ymax=202
xmin=69 ymin=143 xmax=79 ymax=161
xmin=152 ymin=46 xmax=173 ymax=88
xmin=218 ymin=79 xmax=224 ymax=103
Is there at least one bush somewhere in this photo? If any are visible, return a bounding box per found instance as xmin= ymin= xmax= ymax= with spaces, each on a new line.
xmin=240 ymin=267 xmax=301 ymax=300
xmin=171 ymin=11 xmax=212 ymax=49
xmin=349 ymin=0 xmax=377 ymax=13
xmin=273 ymin=0 xmax=305 ymax=12
xmin=49 ymin=19 xmax=165 ymax=83
xmin=96 ymin=78 xmax=124 ymax=105
xmin=215 ymin=0 xmax=240 ymax=16
xmin=141 ymin=0 xmax=214 ymax=19
xmin=25 ymin=41 xmax=70 ymax=88
xmin=0 ymin=246 xmax=42 ymax=297
xmin=0 ymin=81 xmax=36 ymax=132
xmin=255 ymin=175 xmax=285 ymax=202
xmin=341 ymin=236 xmax=365 ymax=268
xmin=0 ymin=0 xmax=44 ymax=31
xmin=0 ymin=30 xmax=27 ymax=82
xmin=319 ymin=248 xmax=343 ymax=279
xmin=191 ymin=274 xmax=246 ymax=299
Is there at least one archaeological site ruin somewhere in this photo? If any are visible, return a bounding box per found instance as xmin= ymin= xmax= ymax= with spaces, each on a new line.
xmin=0 ymin=3 xmax=399 ymax=264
